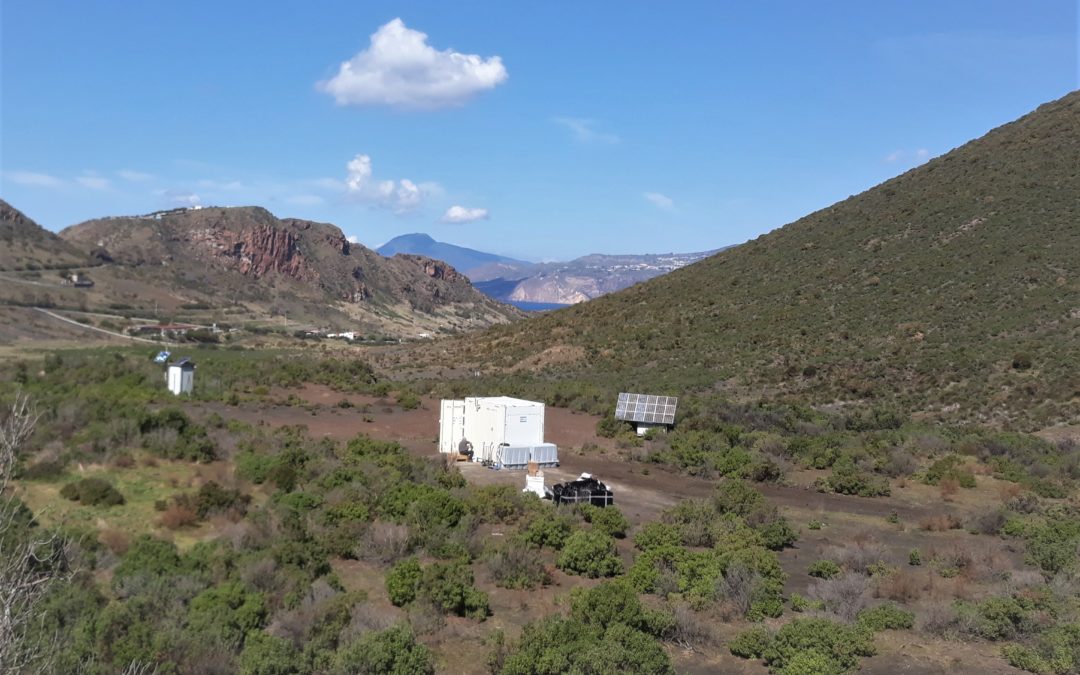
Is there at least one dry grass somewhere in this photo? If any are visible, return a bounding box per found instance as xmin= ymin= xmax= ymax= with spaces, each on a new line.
xmin=159 ymin=503 xmax=199 ymax=530
xmin=918 ymin=514 xmax=962 ymax=531
xmin=99 ymin=528 xmax=130 ymax=556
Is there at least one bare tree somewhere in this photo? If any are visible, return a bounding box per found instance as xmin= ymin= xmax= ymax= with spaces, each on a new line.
xmin=0 ymin=392 xmax=69 ymax=675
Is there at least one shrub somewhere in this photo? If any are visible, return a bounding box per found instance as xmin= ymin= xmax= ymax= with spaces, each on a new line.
xmin=1024 ymin=519 xmax=1080 ymax=575
xmin=60 ymin=477 xmax=125 ymax=506
xmin=501 ymin=616 xmax=673 ymax=675
xmin=634 ymin=521 xmax=682 ymax=552
xmin=396 ymin=391 xmax=421 ymax=410
xmin=160 ymin=503 xmax=199 ymax=530
xmin=421 ymin=561 xmax=489 ymax=619
xmin=386 ymin=558 xmax=422 ymax=606
xmin=713 ymin=479 xmax=765 ymax=515
xmin=557 ymin=530 xmax=623 ymax=578
xmin=729 ymin=626 xmax=771 ymax=659
xmin=238 ymin=631 xmax=304 ymax=675
xmin=817 ymin=456 xmax=890 ymax=497
xmin=808 ymin=560 xmax=841 ymax=579
xmin=522 ymin=512 xmax=574 ymax=550
xmin=331 ymin=624 xmax=434 ymax=675
xmin=582 ymin=505 xmax=629 ymax=538
xmin=857 ymin=604 xmax=915 ymax=631
xmin=908 ymin=549 xmax=922 ymax=566
xmin=956 ymin=596 xmax=1034 ymax=641
xmin=485 ymin=545 xmax=550 ymax=590
xmin=1002 ymin=623 xmax=1080 ymax=675
xmin=597 ymin=414 xmax=630 ymax=438
xmin=760 ymin=618 xmax=875 ymax=674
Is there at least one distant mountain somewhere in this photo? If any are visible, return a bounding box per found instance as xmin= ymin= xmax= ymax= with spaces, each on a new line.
xmin=36 ymin=206 xmax=520 ymax=336
xmin=377 ymin=233 xmax=529 ymax=277
xmin=378 ymin=231 xmax=724 ymax=306
xmin=476 ymin=250 xmax=723 ymax=305
xmin=436 ymin=91 xmax=1080 ymax=430
xmin=0 ymin=200 xmax=90 ymax=270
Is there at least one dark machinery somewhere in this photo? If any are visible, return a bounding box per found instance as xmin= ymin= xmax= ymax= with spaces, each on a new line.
xmin=551 ymin=474 xmax=614 ymax=507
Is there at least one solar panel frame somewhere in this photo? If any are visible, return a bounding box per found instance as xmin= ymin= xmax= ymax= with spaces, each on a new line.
xmin=615 ymin=392 xmax=678 ymax=425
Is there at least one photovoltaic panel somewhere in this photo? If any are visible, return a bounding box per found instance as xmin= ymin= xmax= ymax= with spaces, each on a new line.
xmin=615 ymin=392 xmax=677 ymax=425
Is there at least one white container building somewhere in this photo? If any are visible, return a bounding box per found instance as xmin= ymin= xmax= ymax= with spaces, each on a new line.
xmin=439 ymin=396 xmax=557 ymax=468
xmin=166 ymin=358 xmax=195 ymax=395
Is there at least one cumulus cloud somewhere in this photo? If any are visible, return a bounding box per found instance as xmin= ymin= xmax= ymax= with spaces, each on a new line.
xmin=884 ymin=148 xmax=931 ymax=164
xmin=440 ymin=205 xmax=489 ymax=224
xmin=553 ymin=117 xmax=620 ymax=144
xmin=343 ymin=153 xmax=435 ymax=212
xmin=644 ymin=192 xmax=674 ymax=210
xmin=347 ymin=235 xmax=360 ymax=244
xmin=4 ymin=171 xmax=63 ymax=188
xmin=317 ymin=18 xmax=508 ymax=109
xmin=77 ymin=174 xmax=110 ymax=190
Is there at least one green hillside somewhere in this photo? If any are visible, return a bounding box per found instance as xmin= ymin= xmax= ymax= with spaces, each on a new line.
xmin=449 ymin=92 xmax=1080 ymax=429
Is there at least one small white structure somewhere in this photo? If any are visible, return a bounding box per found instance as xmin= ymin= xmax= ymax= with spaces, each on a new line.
xmin=524 ymin=471 xmax=547 ymax=498
xmin=439 ymin=396 xmax=557 ymax=467
xmin=166 ymin=358 xmax=195 ymax=395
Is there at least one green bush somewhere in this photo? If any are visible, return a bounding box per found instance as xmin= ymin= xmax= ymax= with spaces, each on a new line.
xmin=582 ymin=505 xmax=629 ymax=538
xmin=331 ymin=624 xmax=434 ymax=675
xmin=501 ymin=615 xmax=673 ymax=675
xmin=633 ymin=521 xmax=682 ymax=551
xmin=421 ymin=561 xmax=490 ymax=619
xmin=1002 ymin=623 xmax=1080 ymax=675
xmin=238 ymin=631 xmax=304 ymax=675
xmin=713 ymin=479 xmax=765 ymax=515
xmin=729 ymin=626 xmax=771 ymax=658
xmin=1024 ymin=519 xmax=1080 ymax=575
xmin=857 ymin=604 xmax=915 ymax=631
xmin=522 ymin=511 xmax=574 ymax=550
xmin=909 ymin=549 xmax=922 ymax=566
xmin=816 ymin=455 xmax=890 ymax=497
xmin=59 ymin=477 xmax=124 ymax=507
xmin=807 ymin=560 xmax=841 ymax=579
xmin=186 ymin=581 xmax=267 ymax=649
xmin=386 ymin=558 xmax=422 ymax=606
xmin=557 ymin=530 xmax=623 ymax=578
xmin=759 ymin=618 xmax=876 ymax=674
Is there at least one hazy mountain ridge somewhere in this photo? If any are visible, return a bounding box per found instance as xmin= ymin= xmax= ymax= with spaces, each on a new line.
xmin=379 ymin=231 xmax=723 ymax=305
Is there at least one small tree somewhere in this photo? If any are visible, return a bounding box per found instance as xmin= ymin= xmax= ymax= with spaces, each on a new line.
xmin=0 ymin=393 xmax=71 ymax=674
xmin=557 ymin=530 xmax=623 ymax=578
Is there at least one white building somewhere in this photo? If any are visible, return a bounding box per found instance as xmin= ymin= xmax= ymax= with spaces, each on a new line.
xmin=439 ymin=396 xmax=558 ymax=468
xmin=166 ymin=358 xmax=195 ymax=395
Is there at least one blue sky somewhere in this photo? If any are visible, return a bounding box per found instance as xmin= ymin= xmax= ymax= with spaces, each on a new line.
xmin=1 ymin=1 xmax=1076 ymax=261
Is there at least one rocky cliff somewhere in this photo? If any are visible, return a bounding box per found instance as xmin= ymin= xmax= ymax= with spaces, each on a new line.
xmin=59 ymin=205 xmax=520 ymax=332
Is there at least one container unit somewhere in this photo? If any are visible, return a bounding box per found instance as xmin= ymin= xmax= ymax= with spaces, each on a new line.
xmin=438 ymin=400 xmax=466 ymax=454
xmin=462 ymin=396 xmax=545 ymax=464
xmin=166 ymin=358 xmax=195 ymax=396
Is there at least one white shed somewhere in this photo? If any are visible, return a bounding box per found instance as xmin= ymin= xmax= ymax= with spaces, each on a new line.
xmin=166 ymin=358 xmax=195 ymax=395
xmin=439 ymin=396 xmax=555 ymax=467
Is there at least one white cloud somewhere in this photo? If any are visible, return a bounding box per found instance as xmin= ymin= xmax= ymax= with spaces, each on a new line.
xmin=118 ymin=169 xmax=155 ymax=182
xmin=158 ymin=189 xmax=201 ymax=206
xmin=347 ymin=235 xmax=361 ymax=244
xmin=343 ymin=153 xmax=435 ymax=213
xmin=884 ymin=148 xmax=931 ymax=164
xmin=77 ymin=174 xmax=110 ymax=190
xmin=644 ymin=192 xmax=674 ymax=210
xmin=553 ymin=117 xmax=620 ymax=144
xmin=4 ymin=171 xmax=63 ymax=188
xmin=317 ymin=18 xmax=508 ymax=109
xmin=440 ymin=205 xmax=489 ymax=224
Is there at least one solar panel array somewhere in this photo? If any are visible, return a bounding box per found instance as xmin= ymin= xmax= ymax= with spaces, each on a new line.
xmin=615 ymin=392 xmax=677 ymax=425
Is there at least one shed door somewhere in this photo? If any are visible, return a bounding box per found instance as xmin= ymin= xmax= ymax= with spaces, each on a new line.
xmin=505 ymin=409 xmax=542 ymax=446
